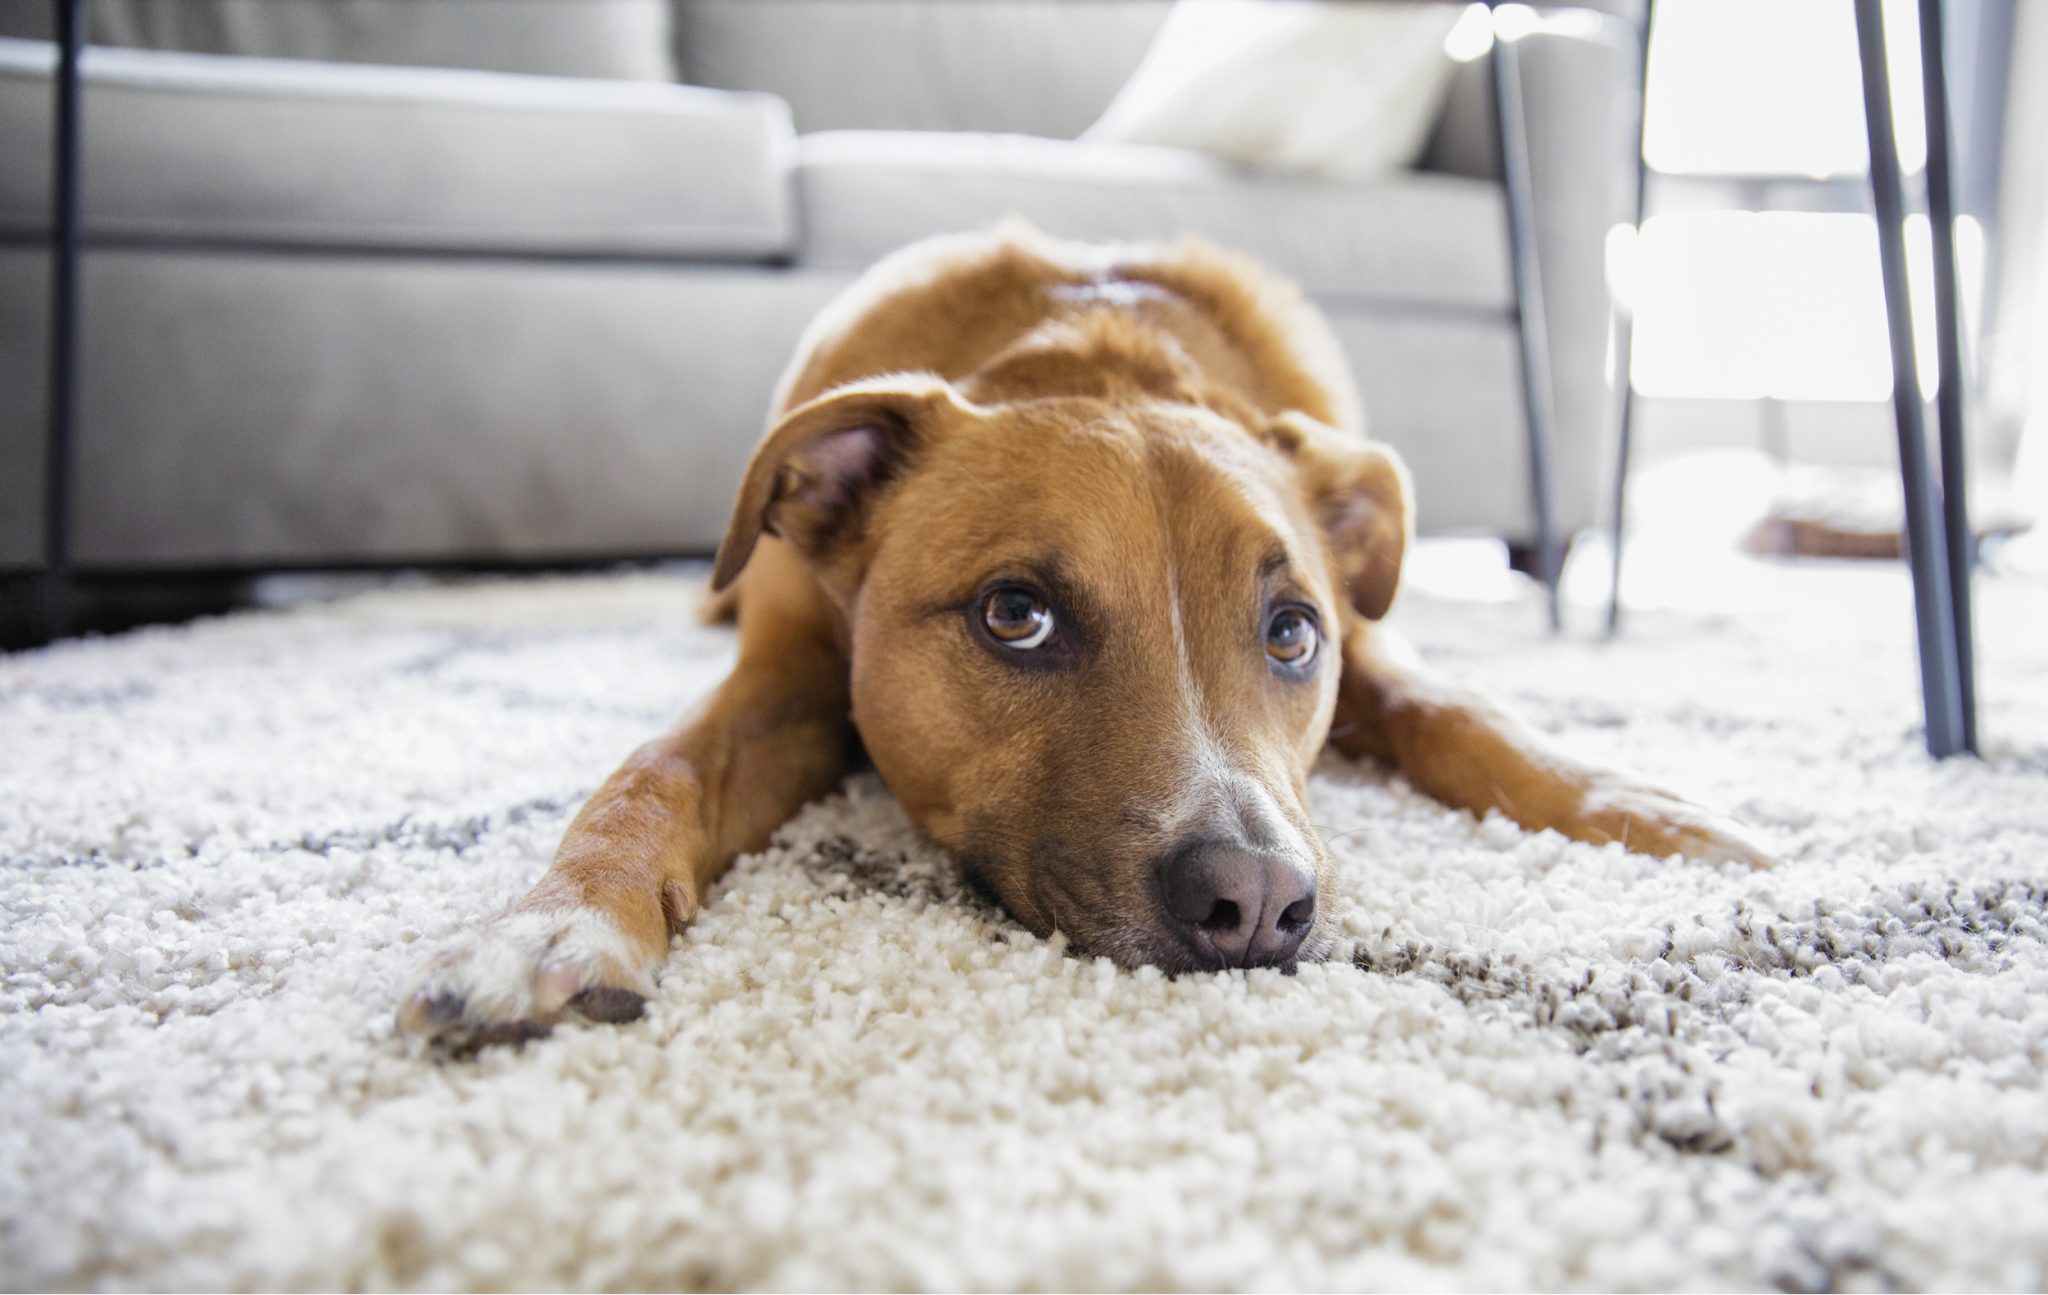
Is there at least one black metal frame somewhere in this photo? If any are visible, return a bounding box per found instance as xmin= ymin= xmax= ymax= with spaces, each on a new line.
xmin=1853 ymin=0 xmax=1976 ymax=756
xmin=1913 ymin=0 xmax=1980 ymax=753
xmin=37 ymin=0 xmax=84 ymax=642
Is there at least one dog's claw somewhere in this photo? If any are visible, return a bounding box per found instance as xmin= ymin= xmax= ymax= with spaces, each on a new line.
xmin=532 ymin=959 xmax=586 ymax=1017
xmin=395 ymin=990 xmax=463 ymax=1037
xmin=397 ymin=990 xmax=555 ymax=1056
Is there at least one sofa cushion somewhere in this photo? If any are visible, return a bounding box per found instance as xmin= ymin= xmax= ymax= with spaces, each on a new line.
xmin=0 ymin=247 xmax=851 ymax=566
xmin=0 ymin=38 xmax=794 ymax=258
xmin=673 ymin=0 xmax=1172 ymax=139
xmin=796 ymin=130 xmax=1511 ymax=309
xmin=0 ymin=0 xmax=675 ymax=82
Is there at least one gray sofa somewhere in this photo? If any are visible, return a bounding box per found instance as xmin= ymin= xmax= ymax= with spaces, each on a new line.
xmin=0 ymin=0 xmax=1637 ymax=574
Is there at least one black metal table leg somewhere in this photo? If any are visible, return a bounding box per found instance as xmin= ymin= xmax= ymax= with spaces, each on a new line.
xmin=1488 ymin=12 xmax=1563 ymax=633
xmin=1916 ymin=0 xmax=1980 ymax=753
xmin=37 ymin=0 xmax=84 ymax=642
xmin=1606 ymin=0 xmax=1655 ymax=637
xmin=1854 ymin=0 xmax=1966 ymax=758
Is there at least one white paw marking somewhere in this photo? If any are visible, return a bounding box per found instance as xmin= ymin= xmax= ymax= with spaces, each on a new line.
xmin=398 ymin=907 xmax=658 ymax=1044
xmin=1584 ymin=782 xmax=1780 ymax=869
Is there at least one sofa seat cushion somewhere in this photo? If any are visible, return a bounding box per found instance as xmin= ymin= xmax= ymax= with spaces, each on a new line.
xmin=795 ymin=130 xmax=1511 ymax=309
xmin=0 ymin=38 xmax=794 ymax=258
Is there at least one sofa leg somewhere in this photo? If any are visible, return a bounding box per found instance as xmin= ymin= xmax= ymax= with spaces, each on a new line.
xmin=1506 ymin=534 xmax=1575 ymax=583
xmin=39 ymin=0 xmax=87 ymax=643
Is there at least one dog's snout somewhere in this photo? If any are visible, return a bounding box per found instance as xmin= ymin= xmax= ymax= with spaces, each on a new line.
xmin=1158 ymin=841 xmax=1315 ymax=968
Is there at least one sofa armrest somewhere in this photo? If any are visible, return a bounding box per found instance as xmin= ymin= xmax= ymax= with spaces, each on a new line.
xmin=0 ymin=37 xmax=796 ymax=258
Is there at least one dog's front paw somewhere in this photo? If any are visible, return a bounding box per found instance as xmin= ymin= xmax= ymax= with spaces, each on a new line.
xmin=396 ymin=906 xmax=661 ymax=1053
xmin=1576 ymin=781 xmax=1779 ymax=869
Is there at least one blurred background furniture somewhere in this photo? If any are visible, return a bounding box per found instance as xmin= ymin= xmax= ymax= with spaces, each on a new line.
xmin=1600 ymin=0 xmax=1986 ymax=754
xmin=0 ymin=0 xmax=1637 ymax=583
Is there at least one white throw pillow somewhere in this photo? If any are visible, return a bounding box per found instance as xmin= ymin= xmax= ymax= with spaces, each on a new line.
xmin=1083 ymin=0 xmax=1467 ymax=178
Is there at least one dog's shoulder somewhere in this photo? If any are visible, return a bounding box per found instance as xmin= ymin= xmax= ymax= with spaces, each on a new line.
xmin=1106 ymin=236 xmax=1364 ymax=437
xmin=773 ymin=222 xmax=1366 ymax=444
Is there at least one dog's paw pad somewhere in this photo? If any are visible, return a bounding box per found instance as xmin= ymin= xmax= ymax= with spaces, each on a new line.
xmin=570 ymin=985 xmax=648 ymax=1023
xmin=458 ymin=1019 xmax=554 ymax=1056
xmin=396 ymin=907 xmax=658 ymax=1052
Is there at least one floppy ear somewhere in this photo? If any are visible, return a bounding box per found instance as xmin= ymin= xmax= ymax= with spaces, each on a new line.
xmin=711 ymin=374 xmax=968 ymax=591
xmin=1263 ymin=411 xmax=1411 ymax=620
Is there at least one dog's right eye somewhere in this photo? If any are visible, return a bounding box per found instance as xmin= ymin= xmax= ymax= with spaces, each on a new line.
xmin=981 ymin=586 xmax=1055 ymax=649
xmin=1265 ymin=605 xmax=1319 ymax=670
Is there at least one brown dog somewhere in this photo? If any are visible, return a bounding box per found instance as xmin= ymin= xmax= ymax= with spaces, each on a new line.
xmin=399 ymin=225 xmax=1767 ymax=1049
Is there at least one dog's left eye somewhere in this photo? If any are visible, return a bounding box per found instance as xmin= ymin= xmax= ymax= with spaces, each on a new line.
xmin=1265 ymin=606 xmax=1318 ymax=668
xmin=982 ymin=586 xmax=1056 ymax=649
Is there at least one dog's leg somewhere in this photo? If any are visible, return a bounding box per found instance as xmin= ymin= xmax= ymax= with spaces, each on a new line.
xmin=1329 ymin=624 xmax=1773 ymax=866
xmin=398 ymin=556 xmax=851 ymax=1048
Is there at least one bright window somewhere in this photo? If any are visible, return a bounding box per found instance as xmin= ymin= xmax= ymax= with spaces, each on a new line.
xmin=1644 ymin=0 xmax=1925 ymax=178
xmin=1625 ymin=0 xmax=1965 ymax=403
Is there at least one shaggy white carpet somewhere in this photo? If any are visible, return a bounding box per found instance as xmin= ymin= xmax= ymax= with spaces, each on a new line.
xmin=3 ymin=554 xmax=2046 ymax=1291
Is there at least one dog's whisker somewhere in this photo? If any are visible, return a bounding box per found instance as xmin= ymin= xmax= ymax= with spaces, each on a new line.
xmin=1309 ymin=821 xmax=1379 ymax=852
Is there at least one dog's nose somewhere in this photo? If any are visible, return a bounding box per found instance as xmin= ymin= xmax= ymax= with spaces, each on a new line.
xmin=1158 ymin=841 xmax=1316 ymax=968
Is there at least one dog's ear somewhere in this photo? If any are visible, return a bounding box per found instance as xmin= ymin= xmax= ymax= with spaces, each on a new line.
xmin=1263 ymin=411 xmax=1411 ymax=620
xmin=711 ymin=374 xmax=968 ymax=591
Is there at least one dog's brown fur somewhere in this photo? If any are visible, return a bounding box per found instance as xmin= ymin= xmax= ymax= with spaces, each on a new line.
xmin=400 ymin=226 xmax=1768 ymax=1047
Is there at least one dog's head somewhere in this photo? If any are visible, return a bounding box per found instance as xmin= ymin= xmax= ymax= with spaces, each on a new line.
xmin=713 ymin=375 xmax=1408 ymax=971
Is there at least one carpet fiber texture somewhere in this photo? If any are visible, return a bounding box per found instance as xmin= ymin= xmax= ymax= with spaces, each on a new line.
xmin=3 ymin=561 xmax=2046 ymax=1290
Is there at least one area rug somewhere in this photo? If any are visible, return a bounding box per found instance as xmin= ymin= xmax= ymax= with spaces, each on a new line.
xmin=3 ymin=556 xmax=2045 ymax=1291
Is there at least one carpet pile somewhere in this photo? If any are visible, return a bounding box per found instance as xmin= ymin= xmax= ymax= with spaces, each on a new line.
xmin=3 ymin=558 xmax=2045 ymax=1289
